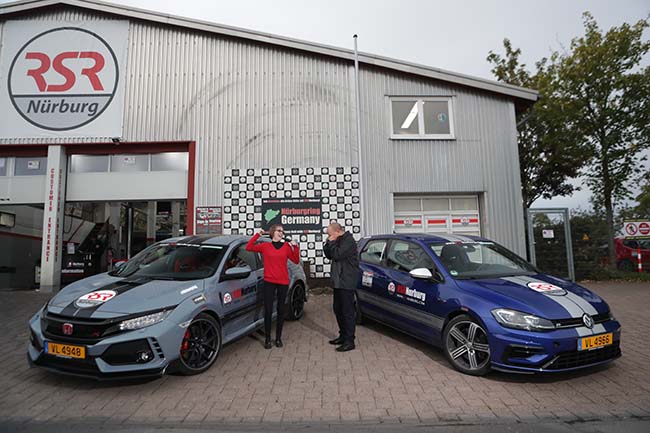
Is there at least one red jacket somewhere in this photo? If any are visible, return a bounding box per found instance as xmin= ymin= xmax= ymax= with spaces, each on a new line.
xmin=245 ymin=233 xmax=300 ymax=285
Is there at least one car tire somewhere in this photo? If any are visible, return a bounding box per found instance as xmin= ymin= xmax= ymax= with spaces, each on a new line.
xmin=354 ymin=291 xmax=364 ymax=325
xmin=443 ymin=314 xmax=491 ymax=376
xmin=177 ymin=313 xmax=222 ymax=375
xmin=617 ymin=259 xmax=634 ymax=272
xmin=287 ymin=282 xmax=305 ymax=321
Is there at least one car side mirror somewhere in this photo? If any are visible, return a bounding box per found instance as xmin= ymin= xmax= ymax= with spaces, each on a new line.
xmin=410 ymin=268 xmax=433 ymax=279
xmin=223 ymin=265 xmax=252 ymax=280
xmin=410 ymin=267 xmax=444 ymax=283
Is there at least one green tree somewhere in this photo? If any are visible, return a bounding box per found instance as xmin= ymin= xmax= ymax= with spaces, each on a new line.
xmin=555 ymin=13 xmax=650 ymax=270
xmin=619 ymin=171 xmax=650 ymax=220
xmin=487 ymin=40 xmax=585 ymax=209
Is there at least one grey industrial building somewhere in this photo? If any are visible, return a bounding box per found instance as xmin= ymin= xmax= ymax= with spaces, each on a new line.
xmin=0 ymin=0 xmax=538 ymax=290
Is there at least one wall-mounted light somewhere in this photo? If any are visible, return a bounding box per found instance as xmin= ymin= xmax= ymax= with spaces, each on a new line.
xmin=0 ymin=211 xmax=15 ymax=228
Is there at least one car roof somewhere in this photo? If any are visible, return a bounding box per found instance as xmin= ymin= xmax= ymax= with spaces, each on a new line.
xmin=363 ymin=233 xmax=491 ymax=243
xmin=160 ymin=234 xmax=250 ymax=246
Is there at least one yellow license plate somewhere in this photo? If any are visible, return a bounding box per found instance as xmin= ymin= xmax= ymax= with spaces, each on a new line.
xmin=45 ymin=342 xmax=86 ymax=359
xmin=578 ymin=333 xmax=613 ymax=351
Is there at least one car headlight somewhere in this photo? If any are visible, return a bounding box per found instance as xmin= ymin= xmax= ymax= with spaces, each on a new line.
xmin=118 ymin=310 xmax=172 ymax=331
xmin=491 ymin=308 xmax=555 ymax=331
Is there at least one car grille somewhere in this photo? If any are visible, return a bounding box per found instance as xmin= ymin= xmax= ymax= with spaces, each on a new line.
xmin=34 ymin=354 xmax=166 ymax=380
xmin=544 ymin=341 xmax=621 ymax=370
xmin=37 ymin=353 xmax=101 ymax=375
xmin=42 ymin=312 xmax=122 ymax=344
xmin=553 ymin=312 xmax=611 ymax=329
xmin=504 ymin=344 xmax=545 ymax=359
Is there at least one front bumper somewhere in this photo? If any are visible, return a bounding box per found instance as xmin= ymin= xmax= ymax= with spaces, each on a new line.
xmin=486 ymin=318 xmax=622 ymax=373
xmin=27 ymin=309 xmax=185 ymax=380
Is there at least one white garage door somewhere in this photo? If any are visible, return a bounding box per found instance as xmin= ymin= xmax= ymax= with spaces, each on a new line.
xmin=393 ymin=195 xmax=480 ymax=235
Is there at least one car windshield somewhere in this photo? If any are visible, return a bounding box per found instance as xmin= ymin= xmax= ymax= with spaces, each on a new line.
xmin=429 ymin=241 xmax=536 ymax=279
xmin=109 ymin=243 xmax=227 ymax=280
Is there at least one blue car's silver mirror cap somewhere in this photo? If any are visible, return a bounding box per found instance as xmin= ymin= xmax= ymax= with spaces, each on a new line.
xmin=410 ymin=268 xmax=433 ymax=279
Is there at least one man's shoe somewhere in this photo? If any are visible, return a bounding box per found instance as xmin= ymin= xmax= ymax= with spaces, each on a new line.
xmin=275 ymin=339 xmax=283 ymax=348
xmin=336 ymin=342 xmax=355 ymax=352
xmin=328 ymin=337 xmax=344 ymax=345
xmin=264 ymin=338 xmax=272 ymax=349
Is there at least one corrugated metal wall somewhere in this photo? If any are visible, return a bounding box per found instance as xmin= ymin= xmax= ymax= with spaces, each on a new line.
xmin=0 ymin=6 xmax=526 ymax=254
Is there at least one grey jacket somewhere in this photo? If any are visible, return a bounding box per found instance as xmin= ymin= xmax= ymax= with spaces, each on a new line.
xmin=323 ymin=231 xmax=359 ymax=290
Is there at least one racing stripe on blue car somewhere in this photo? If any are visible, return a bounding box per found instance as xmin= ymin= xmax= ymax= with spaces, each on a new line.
xmin=560 ymin=291 xmax=607 ymax=335
xmin=500 ymin=276 xmax=584 ymax=318
xmin=503 ymin=276 xmax=604 ymax=337
xmin=519 ymin=276 xmax=607 ymax=336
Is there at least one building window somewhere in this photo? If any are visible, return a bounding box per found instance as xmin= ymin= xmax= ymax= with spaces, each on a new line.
xmin=70 ymin=155 xmax=109 ymax=173
xmin=151 ymin=152 xmax=188 ymax=171
xmin=0 ymin=158 xmax=6 ymax=176
xmin=390 ymin=97 xmax=454 ymax=139
xmin=110 ymin=154 xmax=149 ymax=172
xmin=15 ymin=157 xmax=47 ymax=176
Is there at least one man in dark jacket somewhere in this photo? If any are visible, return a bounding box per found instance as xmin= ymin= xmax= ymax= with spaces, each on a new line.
xmin=323 ymin=222 xmax=359 ymax=352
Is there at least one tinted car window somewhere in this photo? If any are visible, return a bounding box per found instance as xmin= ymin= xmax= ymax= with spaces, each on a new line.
xmin=360 ymin=240 xmax=387 ymax=265
xmin=623 ymin=239 xmax=639 ymax=248
xmin=386 ymin=240 xmax=434 ymax=273
xmin=110 ymin=243 xmax=227 ymax=280
xmin=430 ymin=241 xmax=535 ymax=279
xmin=224 ymin=244 xmax=259 ymax=271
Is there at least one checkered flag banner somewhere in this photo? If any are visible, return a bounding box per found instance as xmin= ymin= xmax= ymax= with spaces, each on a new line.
xmin=222 ymin=167 xmax=361 ymax=278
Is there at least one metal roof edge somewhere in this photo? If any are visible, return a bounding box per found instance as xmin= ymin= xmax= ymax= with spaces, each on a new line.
xmin=0 ymin=0 xmax=539 ymax=102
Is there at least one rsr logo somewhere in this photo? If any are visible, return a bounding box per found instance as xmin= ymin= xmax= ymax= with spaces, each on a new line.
xmin=84 ymin=291 xmax=114 ymax=302
xmin=25 ymin=51 xmax=106 ymax=92
xmin=7 ymin=26 xmax=120 ymax=131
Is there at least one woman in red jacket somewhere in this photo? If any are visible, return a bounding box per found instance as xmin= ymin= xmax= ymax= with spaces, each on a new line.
xmin=246 ymin=224 xmax=300 ymax=349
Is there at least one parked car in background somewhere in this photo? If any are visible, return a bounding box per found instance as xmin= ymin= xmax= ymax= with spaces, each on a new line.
xmin=356 ymin=233 xmax=621 ymax=376
xmin=615 ymin=237 xmax=650 ymax=272
xmin=27 ymin=235 xmax=308 ymax=380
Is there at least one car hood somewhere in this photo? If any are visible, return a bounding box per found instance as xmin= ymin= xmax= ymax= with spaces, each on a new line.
xmin=47 ymin=273 xmax=205 ymax=318
xmin=456 ymin=274 xmax=609 ymax=320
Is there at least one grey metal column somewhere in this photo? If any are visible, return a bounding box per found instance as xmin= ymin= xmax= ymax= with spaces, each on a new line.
xmin=353 ymin=34 xmax=366 ymax=236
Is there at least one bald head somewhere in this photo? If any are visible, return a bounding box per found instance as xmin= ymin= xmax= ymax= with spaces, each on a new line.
xmin=327 ymin=222 xmax=344 ymax=240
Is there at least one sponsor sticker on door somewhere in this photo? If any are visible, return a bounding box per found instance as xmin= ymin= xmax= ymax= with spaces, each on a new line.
xmin=362 ymin=271 xmax=373 ymax=287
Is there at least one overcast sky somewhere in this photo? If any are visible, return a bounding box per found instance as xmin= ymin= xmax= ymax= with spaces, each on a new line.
xmin=2 ymin=0 xmax=649 ymax=211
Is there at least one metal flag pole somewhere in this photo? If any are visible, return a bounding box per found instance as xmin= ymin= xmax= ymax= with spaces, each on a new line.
xmin=353 ymin=34 xmax=366 ymax=237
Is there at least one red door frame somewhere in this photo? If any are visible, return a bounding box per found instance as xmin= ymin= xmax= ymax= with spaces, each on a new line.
xmin=0 ymin=141 xmax=196 ymax=235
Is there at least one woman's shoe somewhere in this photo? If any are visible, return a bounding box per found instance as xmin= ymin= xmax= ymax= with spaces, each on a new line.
xmin=264 ymin=338 xmax=272 ymax=349
xmin=275 ymin=339 xmax=283 ymax=348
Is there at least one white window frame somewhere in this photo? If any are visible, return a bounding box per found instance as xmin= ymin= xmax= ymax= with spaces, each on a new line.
xmin=389 ymin=96 xmax=455 ymax=140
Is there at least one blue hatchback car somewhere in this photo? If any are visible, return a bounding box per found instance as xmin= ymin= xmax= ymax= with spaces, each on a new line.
xmin=356 ymin=233 xmax=621 ymax=376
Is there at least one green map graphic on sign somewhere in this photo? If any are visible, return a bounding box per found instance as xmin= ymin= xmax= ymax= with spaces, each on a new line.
xmin=264 ymin=209 xmax=280 ymax=223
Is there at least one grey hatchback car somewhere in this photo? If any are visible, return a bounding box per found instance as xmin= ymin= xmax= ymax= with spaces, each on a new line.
xmin=27 ymin=235 xmax=308 ymax=379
